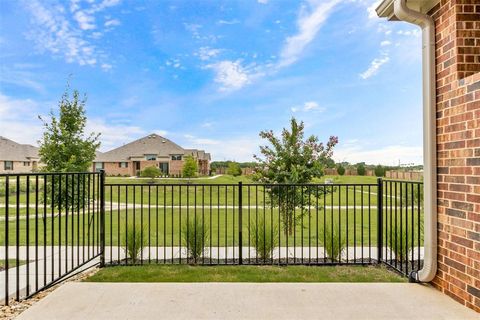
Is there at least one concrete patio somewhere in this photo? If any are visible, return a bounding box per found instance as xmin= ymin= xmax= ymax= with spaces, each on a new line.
xmin=16 ymin=282 xmax=478 ymax=320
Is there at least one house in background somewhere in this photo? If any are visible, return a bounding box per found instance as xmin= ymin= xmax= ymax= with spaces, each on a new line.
xmin=0 ymin=136 xmax=40 ymax=173
xmin=93 ymin=133 xmax=211 ymax=176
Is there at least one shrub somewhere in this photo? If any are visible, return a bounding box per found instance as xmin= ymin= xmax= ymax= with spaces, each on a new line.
xmin=248 ymin=217 xmax=279 ymax=260
xmin=374 ymin=165 xmax=385 ymax=177
xmin=140 ymin=166 xmax=161 ymax=182
xmin=357 ymin=164 xmax=366 ymax=176
xmin=123 ymin=222 xmax=147 ymax=263
xmin=322 ymin=222 xmax=346 ymax=262
xmin=387 ymin=219 xmax=417 ymax=262
xmin=227 ymin=162 xmax=242 ymax=176
xmin=181 ymin=217 xmax=209 ymax=263
xmin=336 ymin=165 xmax=345 ymax=176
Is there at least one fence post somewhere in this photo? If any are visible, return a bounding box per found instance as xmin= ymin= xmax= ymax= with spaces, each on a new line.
xmin=238 ymin=181 xmax=243 ymax=265
xmin=377 ymin=178 xmax=383 ymax=264
xmin=100 ymin=170 xmax=106 ymax=267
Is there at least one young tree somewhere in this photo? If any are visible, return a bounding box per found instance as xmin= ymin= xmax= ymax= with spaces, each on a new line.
xmin=226 ymin=162 xmax=242 ymax=176
xmin=357 ymin=164 xmax=366 ymax=176
xmin=140 ymin=166 xmax=161 ymax=183
xmin=374 ymin=165 xmax=385 ymax=177
xmin=337 ymin=165 xmax=345 ymax=176
xmin=182 ymin=155 xmax=198 ymax=179
xmin=254 ymin=118 xmax=338 ymax=235
xmin=39 ymin=87 xmax=100 ymax=172
xmin=38 ymin=86 xmax=100 ymax=210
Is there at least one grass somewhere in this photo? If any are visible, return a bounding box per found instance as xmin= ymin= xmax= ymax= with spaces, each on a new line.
xmin=85 ymin=265 xmax=406 ymax=283
xmin=0 ymin=259 xmax=27 ymax=271
xmin=0 ymin=175 xmax=423 ymax=247
xmin=1 ymin=175 xmax=386 ymax=207
xmin=0 ymin=206 xmax=424 ymax=247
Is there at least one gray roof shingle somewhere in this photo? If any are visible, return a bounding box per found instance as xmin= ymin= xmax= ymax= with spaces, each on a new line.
xmin=0 ymin=136 xmax=39 ymax=161
xmin=95 ymin=134 xmax=186 ymax=162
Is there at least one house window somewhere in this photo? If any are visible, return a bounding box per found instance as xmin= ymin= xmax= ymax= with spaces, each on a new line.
xmin=119 ymin=162 xmax=128 ymax=168
xmin=159 ymin=163 xmax=169 ymax=174
xmin=171 ymin=155 xmax=182 ymax=161
xmin=4 ymin=161 xmax=13 ymax=170
xmin=145 ymin=154 xmax=157 ymax=161
xmin=24 ymin=161 xmax=30 ymax=166
xmin=94 ymin=162 xmax=104 ymax=172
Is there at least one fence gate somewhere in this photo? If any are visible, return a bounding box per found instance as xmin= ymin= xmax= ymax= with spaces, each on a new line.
xmin=1 ymin=172 xmax=103 ymax=305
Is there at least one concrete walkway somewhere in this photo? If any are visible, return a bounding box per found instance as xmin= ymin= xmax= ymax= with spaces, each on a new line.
xmin=16 ymin=283 xmax=478 ymax=320
xmin=1 ymin=245 xmax=426 ymax=304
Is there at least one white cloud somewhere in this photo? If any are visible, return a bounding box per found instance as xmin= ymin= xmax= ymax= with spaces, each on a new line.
xmin=218 ymin=19 xmax=240 ymax=25
xmin=0 ymin=93 xmax=44 ymax=144
xmin=184 ymin=23 xmax=202 ymax=39
xmin=0 ymin=92 xmax=148 ymax=152
xmin=380 ymin=40 xmax=391 ymax=47
xmin=184 ymin=134 xmax=220 ymax=146
xmin=207 ymin=60 xmax=251 ymax=91
xmin=23 ymin=0 xmax=121 ymax=68
xmin=74 ymin=10 xmax=96 ymax=30
xmin=367 ymin=1 xmax=381 ymax=19
xmin=201 ymin=122 xmax=214 ymax=128
xmin=334 ymin=144 xmax=422 ymax=166
xmin=85 ymin=119 xmax=146 ymax=151
xmin=257 ymin=0 xmax=269 ymax=4
xmin=101 ymin=63 xmax=112 ymax=71
xmin=291 ymin=101 xmax=325 ymax=113
xmin=184 ymin=135 xmax=259 ymax=162
xmin=104 ymin=19 xmax=121 ymax=27
xmin=278 ymin=0 xmax=340 ymax=67
xmin=154 ymin=130 xmax=168 ymax=137
xmin=196 ymin=47 xmax=222 ymax=61
xmin=397 ymin=29 xmax=420 ymax=37
xmin=359 ymin=54 xmax=389 ymax=79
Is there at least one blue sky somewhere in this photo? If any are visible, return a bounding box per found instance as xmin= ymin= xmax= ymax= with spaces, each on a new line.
xmin=0 ymin=0 xmax=424 ymax=165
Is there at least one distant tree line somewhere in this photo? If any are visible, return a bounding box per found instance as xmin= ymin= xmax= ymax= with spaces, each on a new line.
xmin=334 ymin=162 xmax=423 ymax=177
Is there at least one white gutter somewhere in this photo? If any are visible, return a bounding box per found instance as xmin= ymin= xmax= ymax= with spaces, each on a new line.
xmin=392 ymin=0 xmax=437 ymax=283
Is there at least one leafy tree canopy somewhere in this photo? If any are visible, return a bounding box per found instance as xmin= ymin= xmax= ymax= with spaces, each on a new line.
xmin=38 ymin=86 xmax=100 ymax=172
xmin=254 ymin=117 xmax=338 ymax=184
xmin=226 ymin=162 xmax=242 ymax=176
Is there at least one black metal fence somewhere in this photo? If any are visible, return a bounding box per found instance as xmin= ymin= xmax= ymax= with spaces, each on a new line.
xmin=1 ymin=171 xmax=424 ymax=305
xmin=103 ymin=178 xmax=424 ymax=275
xmin=381 ymin=179 xmax=424 ymax=276
xmin=0 ymin=172 xmax=102 ymax=305
xmin=103 ymin=182 xmax=379 ymax=266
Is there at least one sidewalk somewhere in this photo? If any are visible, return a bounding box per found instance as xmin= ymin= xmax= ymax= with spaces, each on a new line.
xmin=16 ymin=282 xmax=478 ymax=320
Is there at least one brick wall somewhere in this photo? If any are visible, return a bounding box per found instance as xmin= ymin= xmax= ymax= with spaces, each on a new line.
xmin=0 ymin=160 xmax=38 ymax=174
xmin=430 ymin=0 xmax=480 ymax=312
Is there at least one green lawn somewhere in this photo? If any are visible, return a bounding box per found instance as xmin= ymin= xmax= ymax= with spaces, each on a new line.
xmin=1 ymin=175 xmax=420 ymax=209
xmin=0 ymin=175 xmax=423 ymax=247
xmin=1 ymin=175 xmax=384 ymax=206
xmin=85 ymin=265 xmax=406 ymax=282
xmin=0 ymin=206 xmax=423 ymax=248
xmin=0 ymin=259 xmax=27 ymax=271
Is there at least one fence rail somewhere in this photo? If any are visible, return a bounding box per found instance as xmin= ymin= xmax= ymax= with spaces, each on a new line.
xmin=1 ymin=171 xmax=424 ymax=305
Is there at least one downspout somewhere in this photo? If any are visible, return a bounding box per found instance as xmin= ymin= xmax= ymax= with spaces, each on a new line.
xmin=393 ymin=0 xmax=437 ymax=283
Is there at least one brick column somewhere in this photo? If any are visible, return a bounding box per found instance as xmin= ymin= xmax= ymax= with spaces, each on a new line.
xmin=429 ymin=0 xmax=480 ymax=312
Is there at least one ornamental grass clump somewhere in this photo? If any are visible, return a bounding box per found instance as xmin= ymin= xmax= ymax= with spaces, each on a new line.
xmin=248 ymin=217 xmax=279 ymax=260
xmin=182 ymin=217 xmax=209 ymax=263
xmin=123 ymin=222 xmax=148 ymax=263
xmin=322 ymin=222 xmax=346 ymax=262
xmin=387 ymin=217 xmax=419 ymax=262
